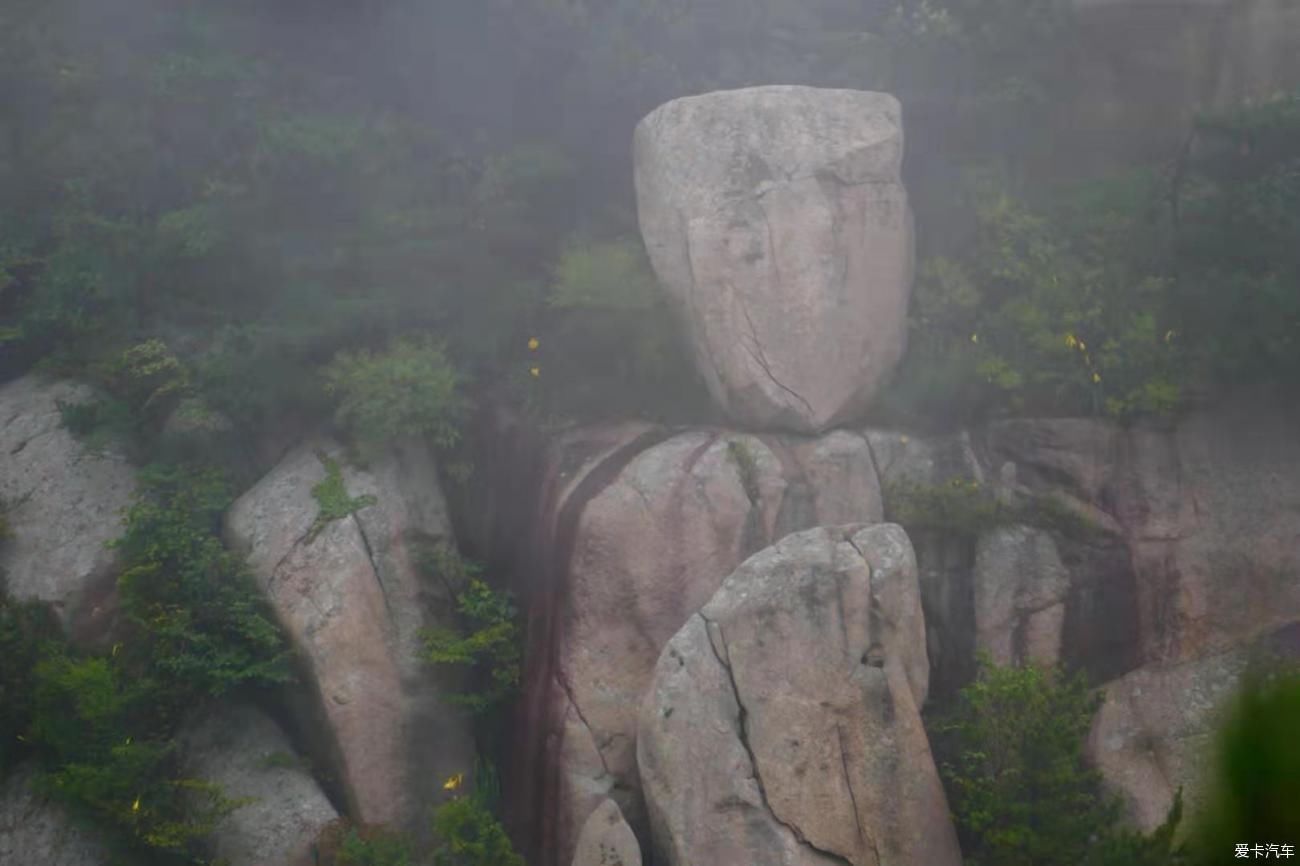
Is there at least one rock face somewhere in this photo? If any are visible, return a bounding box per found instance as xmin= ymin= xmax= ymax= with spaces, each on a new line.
xmin=635 ymin=86 xmax=913 ymax=433
xmin=472 ymin=421 xmax=883 ymax=866
xmin=571 ymin=799 xmax=642 ymax=866
xmin=0 ymin=766 xmax=110 ymax=866
xmin=182 ymin=703 xmax=338 ymax=866
xmin=225 ymin=437 xmax=472 ymax=834
xmin=1089 ymin=623 xmax=1300 ymax=832
xmin=638 ymin=524 xmax=960 ymax=866
xmin=1062 ymin=0 xmax=1300 ymax=175
xmin=973 ymin=526 xmax=1071 ymax=667
xmin=0 ymin=375 xmax=135 ymax=642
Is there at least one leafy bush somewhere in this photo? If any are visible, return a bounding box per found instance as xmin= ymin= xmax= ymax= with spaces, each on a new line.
xmin=1190 ymin=669 xmax=1300 ymax=860
xmin=323 ymin=336 xmax=465 ymax=461
xmin=884 ymin=477 xmax=1095 ymax=542
xmin=313 ymin=821 xmax=418 ymax=866
xmin=936 ymin=656 xmax=1184 ymax=866
xmin=421 ymin=550 xmax=521 ymax=716
xmin=308 ymin=453 xmax=378 ymax=543
xmin=0 ymin=463 xmax=292 ymax=863
xmin=0 ymin=596 xmax=61 ymax=775
xmin=431 ymin=796 xmax=522 ymax=866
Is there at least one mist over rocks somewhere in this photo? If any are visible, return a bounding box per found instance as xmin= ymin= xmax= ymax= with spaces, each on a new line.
xmin=634 ymin=86 xmax=914 ymax=434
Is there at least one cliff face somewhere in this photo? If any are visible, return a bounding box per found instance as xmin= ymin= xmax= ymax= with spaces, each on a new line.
xmin=462 ymin=389 xmax=1300 ymax=864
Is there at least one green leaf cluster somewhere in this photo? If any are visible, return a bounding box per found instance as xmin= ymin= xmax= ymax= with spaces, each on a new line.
xmin=884 ymin=477 xmax=1095 ymax=542
xmin=323 ymin=337 xmax=465 ymax=462
xmin=421 ymin=550 xmax=521 ymax=716
xmin=937 ymin=657 xmax=1185 ymax=866
xmin=307 ymin=453 xmax=378 ymax=543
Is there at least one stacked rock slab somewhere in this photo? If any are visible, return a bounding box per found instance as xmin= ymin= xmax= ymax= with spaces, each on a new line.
xmin=635 ymin=85 xmax=913 ymax=434
xmin=225 ymin=437 xmax=472 ymax=835
xmin=639 ymin=524 xmax=960 ymax=866
xmin=495 ymin=423 xmax=884 ymax=866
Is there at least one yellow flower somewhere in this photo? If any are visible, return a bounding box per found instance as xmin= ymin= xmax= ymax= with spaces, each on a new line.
xmin=527 ymin=337 xmax=540 ymax=351
xmin=970 ymin=333 xmax=979 ymax=344
xmin=111 ymin=642 xmax=122 ymax=658
xmin=1092 ymin=372 xmax=1102 ymax=384
xmin=1078 ymin=339 xmax=1087 ymax=352
xmin=132 ymin=796 xmax=141 ymax=814
xmin=443 ymin=773 xmax=464 ymax=791
xmin=529 ymin=365 xmax=541 ymax=378
xmin=1064 ymin=333 xmax=1078 ymax=349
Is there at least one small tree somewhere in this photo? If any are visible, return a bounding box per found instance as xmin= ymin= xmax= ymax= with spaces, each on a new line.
xmin=323 ymin=336 xmax=465 ymax=461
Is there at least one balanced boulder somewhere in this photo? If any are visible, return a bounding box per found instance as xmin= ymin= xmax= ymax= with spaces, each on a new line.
xmin=635 ymin=86 xmax=913 ymax=433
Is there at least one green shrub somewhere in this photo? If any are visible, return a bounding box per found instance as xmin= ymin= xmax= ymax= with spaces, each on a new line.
xmin=308 ymin=453 xmax=378 ymax=543
xmin=1189 ymin=670 xmax=1300 ymax=861
xmin=936 ymin=656 xmax=1184 ymax=866
xmin=431 ymin=796 xmax=522 ymax=866
xmin=312 ymin=821 xmax=418 ymax=866
xmin=884 ymin=477 xmax=1095 ymax=542
xmin=0 ymin=596 xmax=62 ymax=775
xmin=323 ymin=336 xmax=465 ymax=460
xmin=421 ymin=553 xmax=521 ymax=716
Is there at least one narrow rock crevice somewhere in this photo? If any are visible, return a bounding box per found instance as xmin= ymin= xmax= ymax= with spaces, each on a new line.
xmin=698 ymin=611 xmax=857 ymax=866
xmin=737 ymin=294 xmax=816 ymax=420
xmin=836 ymin=723 xmax=880 ymax=866
xmin=350 ymin=513 xmax=395 ymax=623
xmin=555 ymin=670 xmax=613 ymax=779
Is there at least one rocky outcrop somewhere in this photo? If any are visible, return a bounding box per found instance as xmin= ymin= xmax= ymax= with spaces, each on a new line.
xmin=181 ymin=703 xmax=338 ymax=866
xmin=0 ymin=766 xmax=109 ymax=866
xmin=468 ymin=419 xmax=883 ymax=866
xmin=638 ymin=524 xmax=960 ymax=866
xmin=225 ymin=437 xmax=472 ymax=834
xmin=551 ymin=430 xmax=881 ymax=865
xmin=1089 ymin=622 xmax=1300 ymax=832
xmin=0 ymin=375 xmax=135 ymax=643
xmin=635 ymin=86 xmax=913 ymax=433
xmin=571 ymin=799 xmax=641 ymax=866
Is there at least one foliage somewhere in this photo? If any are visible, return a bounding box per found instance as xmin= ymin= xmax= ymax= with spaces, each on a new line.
xmin=1189 ymin=669 xmax=1300 ymax=861
xmin=323 ymin=337 xmax=465 ymax=461
xmin=0 ymin=596 xmax=61 ymax=775
xmin=308 ymin=453 xmax=378 ymax=543
xmin=936 ymin=656 xmax=1184 ymax=866
xmin=0 ymin=463 xmax=292 ymax=863
xmin=431 ymin=796 xmax=523 ymax=866
xmin=884 ymin=477 xmax=1095 ymax=542
xmin=312 ymin=821 xmax=419 ymax=866
xmin=421 ymin=551 xmax=521 ymax=716
xmin=885 ymin=172 xmax=1183 ymax=424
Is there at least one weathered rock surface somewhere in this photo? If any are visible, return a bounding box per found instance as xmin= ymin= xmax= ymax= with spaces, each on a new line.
xmin=225 ymin=437 xmax=472 ymax=833
xmin=635 ymin=86 xmax=913 ymax=433
xmin=0 ymin=375 xmax=135 ymax=641
xmin=0 ymin=765 xmax=109 ymax=866
xmin=571 ymin=798 xmax=642 ymax=866
xmin=552 ymin=430 xmax=882 ymax=865
xmin=639 ymin=524 xmax=960 ymax=866
xmin=182 ymin=703 xmax=338 ymax=866
xmin=477 ymin=422 xmax=883 ymax=866
xmin=1062 ymin=0 xmax=1300 ymax=175
xmin=973 ymin=525 xmax=1071 ymax=667
xmin=1089 ymin=622 xmax=1300 ymax=832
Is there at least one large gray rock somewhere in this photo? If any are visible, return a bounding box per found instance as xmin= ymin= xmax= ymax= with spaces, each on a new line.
xmin=225 ymin=437 xmax=472 ymax=834
xmin=1089 ymin=622 xmax=1300 ymax=832
xmin=638 ymin=525 xmax=959 ymax=866
xmin=0 ymin=376 xmax=135 ymax=641
xmin=529 ymin=429 xmax=883 ymax=866
xmin=571 ymin=799 xmax=642 ymax=866
xmin=182 ymin=703 xmax=338 ymax=866
xmin=635 ymin=86 xmax=914 ymax=433
xmin=0 ymin=766 xmax=109 ymax=866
